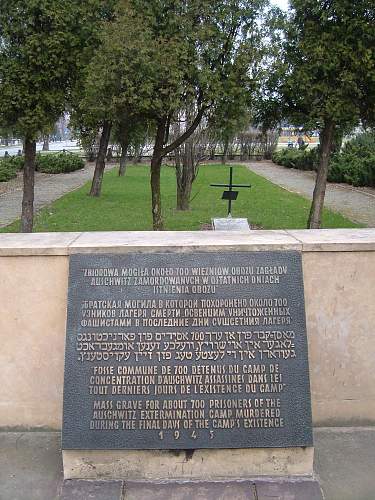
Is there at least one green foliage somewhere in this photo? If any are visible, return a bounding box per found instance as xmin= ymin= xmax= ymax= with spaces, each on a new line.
xmin=0 ymin=0 xmax=108 ymax=139
xmin=0 ymin=164 xmax=16 ymax=182
xmin=35 ymin=152 xmax=84 ymax=174
xmin=6 ymin=155 xmax=25 ymax=171
xmin=76 ymin=0 xmax=267 ymax=141
xmin=0 ymin=154 xmax=25 ymax=181
xmin=272 ymin=148 xmax=318 ymax=171
xmin=0 ymin=157 xmax=19 ymax=182
xmin=252 ymin=6 xmax=288 ymax=129
xmin=283 ymin=1 xmax=375 ymax=131
xmin=328 ymin=133 xmax=375 ymax=187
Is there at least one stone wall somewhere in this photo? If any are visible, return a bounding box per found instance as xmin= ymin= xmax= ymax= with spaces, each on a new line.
xmin=1 ymin=229 xmax=374 ymax=430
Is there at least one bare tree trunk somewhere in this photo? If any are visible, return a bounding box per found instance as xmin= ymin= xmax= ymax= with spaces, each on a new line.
xmin=176 ymin=141 xmax=194 ymax=210
xmin=151 ymin=153 xmax=163 ymax=230
xmin=221 ymin=140 xmax=228 ymax=164
xmin=118 ymin=137 xmax=129 ymax=177
xmin=42 ymin=135 xmax=49 ymax=151
xmin=331 ymin=128 xmax=343 ymax=154
xmin=308 ymin=120 xmax=335 ymax=228
xmin=150 ymin=107 xmax=205 ymax=229
xmin=151 ymin=118 xmax=167 ymax=230
xmin=132 ymin=151 xmax=138 ymax=165
xmin=89 ymin=120 xmax=111 ymax=197
xmin=21 ymin=137 xmax=37 ymax=232
xmin=175 ymin=146 xmax=181 ymax=171
xmin=151 ymin=155 xmax=163 ymax=230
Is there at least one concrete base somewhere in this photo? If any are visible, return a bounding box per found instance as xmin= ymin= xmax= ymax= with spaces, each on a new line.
xmin=2 ymin=429 xmax=375 ymax=500
xmin=61 ymin=478 xmax=323 ymax=500
xmin=62 ymin=447 xmax=314 ymax=480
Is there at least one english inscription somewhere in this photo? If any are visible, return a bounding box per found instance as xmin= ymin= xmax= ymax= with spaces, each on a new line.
xmin=62 ymin=251 xmax=313 ymax=449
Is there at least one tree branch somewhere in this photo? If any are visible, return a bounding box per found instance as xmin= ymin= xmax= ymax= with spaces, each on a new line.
xmin=161 ymin=106 xmax=206 ymax=157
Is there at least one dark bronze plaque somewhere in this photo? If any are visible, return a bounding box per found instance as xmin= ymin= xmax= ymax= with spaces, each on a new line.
xmin=62 ymin=251 xmax=313 ymax=450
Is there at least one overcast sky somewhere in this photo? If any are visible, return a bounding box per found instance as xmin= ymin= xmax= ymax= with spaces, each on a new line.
xmin=271 ymin=0 xmax=289 ymax=11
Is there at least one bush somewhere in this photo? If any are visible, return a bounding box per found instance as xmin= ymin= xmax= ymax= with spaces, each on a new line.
xmin=272 ymin=148 xmax=318 ymax=171
xmin=0 ymin=155 xmax=23 ymax=182
xmin=8 ymin=155 xmax=25 ymax=170
xmin=328 ymin=132 xmax=375 ymax=187
xmin=36 ymin=152 xmax=84 ymax=174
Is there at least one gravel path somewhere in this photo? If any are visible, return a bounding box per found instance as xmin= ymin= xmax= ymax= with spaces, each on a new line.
xmin=0 ymin=163 xmax=117 ymax=228
xmin=243 ymin=161 xmax=375 ymax=227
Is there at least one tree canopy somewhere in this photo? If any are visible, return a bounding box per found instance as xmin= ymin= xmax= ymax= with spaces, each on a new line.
xmin=78 ymin=0 xmax=267 ymax=228
xmin=0 ymin=0 xmax=113 ymax=230
xmin=284 ymin=0 xmax=375 ymax=131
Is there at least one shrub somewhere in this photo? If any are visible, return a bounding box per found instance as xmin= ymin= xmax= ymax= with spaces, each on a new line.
xmin=272 ymin=148 xmax=317 ymax=171
xmin=328 ymin=152 xmax=375 ymax=186
xmin=36 ymin=152 xmax=84 ymax=174
xmin=8 ymin=155 xmax=25 ymax=170
xmin=328 ymin=132 xmax=375 ymax=187
xmin=0 ymin=155 xmax=22 ymax=182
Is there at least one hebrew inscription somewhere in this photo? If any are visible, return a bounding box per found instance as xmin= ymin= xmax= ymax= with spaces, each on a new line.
xmin=62 ymin=252 xmax=313 ymax=449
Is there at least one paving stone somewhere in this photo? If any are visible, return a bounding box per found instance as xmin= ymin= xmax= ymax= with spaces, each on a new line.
xmin=314 ymin=427 xmax=375 ymax=500
xmin=255 ymin=478 xmax=323 ymax=500
xmin=60 ymin=479 xmax=123 ymax=500
xmin=124 ymin=480 xmax=256 ymax=500
xmin=0 ymin=432 xmax=63 ymax=500
xmin=244 ymin=160 xmax=375 ymax=227
xmin=0 ymin=163 xmax=117 ymax=228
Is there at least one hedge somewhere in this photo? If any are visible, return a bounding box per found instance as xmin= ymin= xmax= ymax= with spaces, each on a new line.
xmin=328 ymin=133 xmax=375 ymax=187
xmin=36 ymin=152 xmax=84 ymax=173
xmin=0 ymin=155 xmax=23 ymax=182
xmin=272 ymin=148 xmax=318 ymax=171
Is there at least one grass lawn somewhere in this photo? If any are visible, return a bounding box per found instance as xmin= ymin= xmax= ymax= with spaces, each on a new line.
xmin=1 ymin=164 xmax=361 ymax=232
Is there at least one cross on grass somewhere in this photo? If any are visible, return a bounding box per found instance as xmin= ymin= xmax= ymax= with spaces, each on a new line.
xmin=210 ymin=166 xmax=251 ymax=216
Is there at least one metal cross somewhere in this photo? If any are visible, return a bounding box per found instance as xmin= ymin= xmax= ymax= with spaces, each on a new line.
xmin=210 ymin=166 xmax=251 ymax=216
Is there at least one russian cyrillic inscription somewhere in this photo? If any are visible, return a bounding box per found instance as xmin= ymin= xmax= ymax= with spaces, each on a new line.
xmin=62 ymin=251 xmax=313 ymax=449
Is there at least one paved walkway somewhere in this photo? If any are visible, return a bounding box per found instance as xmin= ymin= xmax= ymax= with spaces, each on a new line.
xmin=243 ymin=161 xmax=375 ymax=227
xmin=0 ymin=163 xmax=117 ymax=228
xmin=0 ymin=428 xmax=374 ymax=500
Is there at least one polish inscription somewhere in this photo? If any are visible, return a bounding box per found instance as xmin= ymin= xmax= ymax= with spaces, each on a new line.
xmin=62 ymin=252 xmax=313 ymax=450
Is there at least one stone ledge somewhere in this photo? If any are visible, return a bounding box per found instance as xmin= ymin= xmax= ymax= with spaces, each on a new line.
xmin=286 ymin=228 xmax=375 ymax=251
xmin=0 ymin=232 xmax=80 ymax=256
xmin=0 ymin=228 xmax=374 ymax=256
xmin=67 ymin=230 xmax=301 ymax=254
xmin=63 ymin=447 xmax=314 ymax=481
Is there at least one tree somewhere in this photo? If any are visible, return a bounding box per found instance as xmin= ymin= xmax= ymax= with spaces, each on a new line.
xmin=208 ymin=101 xmax=250 ymax=165
xmin=71 ymin=53 xmax=115 ymax=197
xmin=112 ymin=116 xmax=150 ymax=177
xmin=0 ymin=126 xmax=17 ymax=148
xmin=172 ymin=111 xmax=210 ymax=210
xmin=283 ymin=0 xmax=375 ymax=228
xmin=68 ymin=2 xmax=117 ymax=197
xmin=87 ymin=0 xmax=266 ymax=229
xmin=42 ymin=136 xmax=50 ymax=152
xmin=251 ymin=6 xmax=287 ymax=131
xmin=0 ymin=1 xmax=108 ymax=231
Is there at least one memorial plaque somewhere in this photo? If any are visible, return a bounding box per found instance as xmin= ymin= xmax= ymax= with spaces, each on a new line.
xmin=62 ymin=251 xmax=313 ymax=450
xmin=212 ymin=218 xmax=250 ymax=231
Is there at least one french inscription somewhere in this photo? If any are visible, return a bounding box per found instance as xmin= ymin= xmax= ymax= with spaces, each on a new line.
xmin=62 ymin=252 xmax=313 ymax=449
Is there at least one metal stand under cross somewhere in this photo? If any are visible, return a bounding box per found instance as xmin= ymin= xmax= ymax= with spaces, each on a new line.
xmin=210 ymin=166 xmax=251 ymax=216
